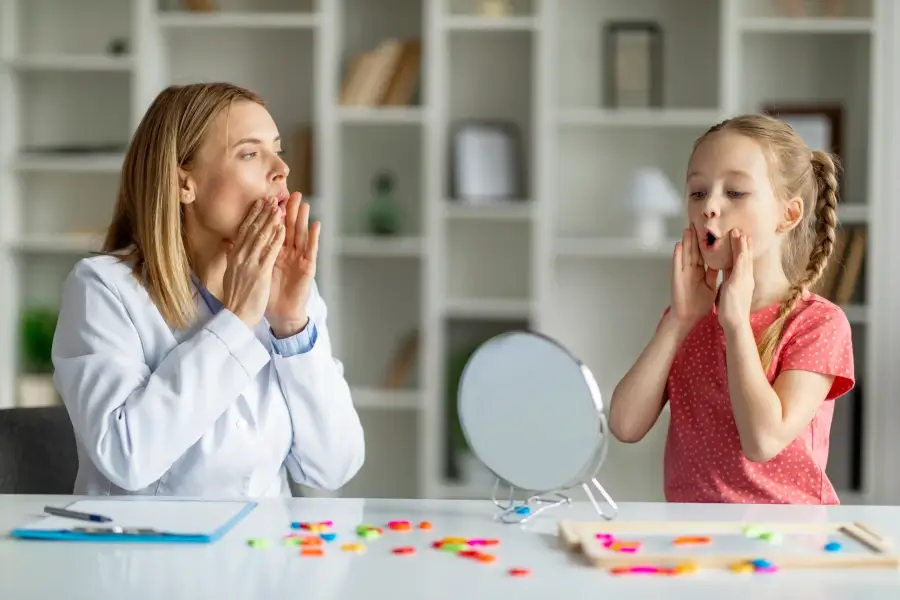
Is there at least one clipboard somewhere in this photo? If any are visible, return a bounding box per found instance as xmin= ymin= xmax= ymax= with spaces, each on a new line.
xmin=10 ymin=498 xmax=257 ymax=543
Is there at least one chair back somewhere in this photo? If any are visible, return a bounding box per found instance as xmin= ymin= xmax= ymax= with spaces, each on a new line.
xmin=0 ymin=405 xmax=78 ymax=494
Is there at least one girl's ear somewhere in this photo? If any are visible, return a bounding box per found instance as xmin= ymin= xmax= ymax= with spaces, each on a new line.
xmin=178 ymin=167 xmax=196 ymax=205
xmin=779 ymin=195 xmax=804 ymax=232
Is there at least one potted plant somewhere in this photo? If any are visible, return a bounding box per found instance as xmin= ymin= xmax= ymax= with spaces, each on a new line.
xmin=18 ymin=306 xmax=60 ymax=407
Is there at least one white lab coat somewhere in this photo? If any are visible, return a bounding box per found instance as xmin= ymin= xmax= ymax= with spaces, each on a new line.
xmin=51 ymin=254 xmax=365 ymax=497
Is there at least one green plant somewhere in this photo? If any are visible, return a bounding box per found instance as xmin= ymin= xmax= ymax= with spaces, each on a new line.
xmin=20 ymin=306 xmax=58 ymax=374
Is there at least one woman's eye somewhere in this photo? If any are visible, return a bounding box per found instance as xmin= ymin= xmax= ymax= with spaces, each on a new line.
xmin=241 ymin=152 xmax=257 ymax=160
xmin=727 ymin=191 xmax=746 ymax=198
xmin=689 ymin=191 xmax=706 ymax=199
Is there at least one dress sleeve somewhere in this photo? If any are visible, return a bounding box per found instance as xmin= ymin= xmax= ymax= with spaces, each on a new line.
xmin=779 ymin=302 xmax=855 ymax=400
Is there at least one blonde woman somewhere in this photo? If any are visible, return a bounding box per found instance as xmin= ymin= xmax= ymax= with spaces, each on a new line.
xmin=51 ymin=82 xmax=364 ymax=497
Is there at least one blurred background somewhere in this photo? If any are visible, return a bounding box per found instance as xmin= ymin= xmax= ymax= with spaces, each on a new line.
xmin=1 ymin=0 xmax=897 ymax=504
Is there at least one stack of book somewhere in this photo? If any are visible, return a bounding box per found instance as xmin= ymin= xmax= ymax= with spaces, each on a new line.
xmin=339 ymin=38 xmax=422 ymax=107
xmin=812 ymin=226 xmax=867 ymax=306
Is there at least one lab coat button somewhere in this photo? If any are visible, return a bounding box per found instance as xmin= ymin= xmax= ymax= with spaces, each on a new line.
xmin=237 ymin=419 xmax=248 ymax=430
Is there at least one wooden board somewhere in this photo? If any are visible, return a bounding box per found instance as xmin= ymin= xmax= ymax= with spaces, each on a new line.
xmin=558 ymin=520 xmax=900 ymax=570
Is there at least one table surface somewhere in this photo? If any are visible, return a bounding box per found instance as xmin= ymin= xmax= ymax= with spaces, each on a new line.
xmin=2 ymin=495 xmax=900 ymax=599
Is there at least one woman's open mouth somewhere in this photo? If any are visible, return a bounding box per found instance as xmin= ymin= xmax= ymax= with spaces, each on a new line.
xmin=704 ymin=229 xmax=720 ymax=250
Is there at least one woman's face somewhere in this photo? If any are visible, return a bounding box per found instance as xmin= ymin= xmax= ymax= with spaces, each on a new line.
xmin=180 ymin=100 xmax=289 ymax=243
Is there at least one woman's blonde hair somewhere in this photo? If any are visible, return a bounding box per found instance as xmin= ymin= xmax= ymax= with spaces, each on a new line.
xmin=103 ymin=82 xmax=265 ymax=330
xmin=692 ymin=113 xmax=841 ymax=373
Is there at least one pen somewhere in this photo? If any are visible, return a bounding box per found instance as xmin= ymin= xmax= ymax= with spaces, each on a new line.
xmin=44 ymin=505 xmax=113 ymax=523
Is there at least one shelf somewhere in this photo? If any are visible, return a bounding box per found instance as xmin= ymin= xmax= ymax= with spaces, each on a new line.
xmin=0 ymin=0 xmax=888 ymax=503
xmin=159 ymin=11 xmax=320 ymax=29
xmin=843 ymin=304 xmax=868 ymax=324
xmin=335 ymin=257 xmax=421 ymax=390
xmin=337 ymin=107 xmax=425 ymax=124
xmin=738 ymin=0 xmax=873 ymax=20
xmin=840 ymin=203 xmax=869 ymax=224
xmin=8 ymin=234 xmax=104 ymax=255
xmin=444 ymin=16 xmax=537 ymax=31
xmin=165 ymin=27 xmax=315 ymax=133
xmin=446 ymin=220 xmax=530 ymax=303
xmin=337 ymin=236 xmax=423 ymax=257
xmin=6 ymin=55 xmax=132 ymax=72
xmin=555 ymin=0 xmax=720 ymax=111
xmin=353 ymin=387 xmax=420 ymax=411
xmin=556 ymin=237 xmax=678 ymax=259
xmin=446 ymin=0 xmax=535 ymax=17
xmin=558 ymin=108 xmax=723 ymax=128
xmin=740 ymin=17 xmax=874 ymax=33
xmin=443 ymin=200 xmax=532 ymax=221
xmin=444 ymin=298 xmax=533 ymax=320
xmin=11 ymin=152 xmax=124 ymax=173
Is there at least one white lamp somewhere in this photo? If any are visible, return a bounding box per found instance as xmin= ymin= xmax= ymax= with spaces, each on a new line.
xmin=625 ymin=167 xmax=682 ymax=248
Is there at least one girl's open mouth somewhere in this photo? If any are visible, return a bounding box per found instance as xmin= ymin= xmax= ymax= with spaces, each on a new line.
xmin=704 ymin=229 xmax=720 ymax=249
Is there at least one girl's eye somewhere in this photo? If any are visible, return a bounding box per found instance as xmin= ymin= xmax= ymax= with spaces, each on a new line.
xmin=727 ymin=191 xmax=746 ymax=198
xmin=689 ymin=191 xmax=706 ymax=199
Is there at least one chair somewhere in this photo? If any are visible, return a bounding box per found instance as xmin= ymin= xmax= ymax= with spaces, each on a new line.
xmin=0 ymin=405 xmax=79 ymax=494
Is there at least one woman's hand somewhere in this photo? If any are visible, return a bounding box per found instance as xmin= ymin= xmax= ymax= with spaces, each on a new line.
xmin=266 ymin=192 xmax=320 ymax=338
xmin=222 ymin=197 xmax=285 ymax=328
xmin=718 ymin=230 xmax=755 ymax=332
xmin=671 ymin=223 xmax=719 ymax=329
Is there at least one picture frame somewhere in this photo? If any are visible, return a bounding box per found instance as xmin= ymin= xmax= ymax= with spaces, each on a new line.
xmin=762 ymin=103 xmax=843 ymax=160
xmin=762 ymin=103 xmax=844 ymax=201
xmin=602 ymin=21 xmax=663 ymax=109
xmin=449 ymin=120 xmax=523 ymax=203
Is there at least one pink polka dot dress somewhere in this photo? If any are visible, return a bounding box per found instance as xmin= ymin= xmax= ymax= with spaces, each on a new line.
xmin=662 ymin=294 xmax=855 ymax=504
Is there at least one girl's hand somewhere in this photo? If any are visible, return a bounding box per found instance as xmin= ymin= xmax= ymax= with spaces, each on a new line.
xmin=671 ymin=224 xmax=719 ymax=329
xmin=222 ymin=198 xmax=285 ymax=328
xmin=718 ymin=229 xmax=755 ymax=332
xmin=266 ymin=192 xmax=320 ymax=338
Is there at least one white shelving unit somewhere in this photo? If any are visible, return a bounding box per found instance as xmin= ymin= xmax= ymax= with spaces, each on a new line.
xmin=2 ymin=0 xmax=900 ymax=505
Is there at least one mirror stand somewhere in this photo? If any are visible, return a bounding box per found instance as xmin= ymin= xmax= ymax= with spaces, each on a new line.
xmin=489 ymin=477 xmax=618 ymax=525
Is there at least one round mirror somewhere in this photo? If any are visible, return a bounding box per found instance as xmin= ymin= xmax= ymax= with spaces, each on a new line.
xmin=457 ymin=330 xmax=617 ymax=522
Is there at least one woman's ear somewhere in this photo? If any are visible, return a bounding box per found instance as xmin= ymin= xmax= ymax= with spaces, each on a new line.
xmin=178 ymin=167 xmax=196 ymax=205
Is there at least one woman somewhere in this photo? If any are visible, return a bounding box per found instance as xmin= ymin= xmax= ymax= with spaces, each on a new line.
xmin=51 ymin=82 xmax=365 ymax=497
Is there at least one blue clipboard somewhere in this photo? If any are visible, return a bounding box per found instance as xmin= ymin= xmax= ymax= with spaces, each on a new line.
xmin=10 ymin=498 xmax=257 ymax=543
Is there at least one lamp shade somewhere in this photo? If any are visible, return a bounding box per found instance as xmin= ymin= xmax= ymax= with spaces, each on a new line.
xmin=625 ymin=167 xmax=683 ymax=216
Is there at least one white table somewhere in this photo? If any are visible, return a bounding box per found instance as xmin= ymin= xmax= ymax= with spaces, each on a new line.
xmin=2 ymin=495 xmax=900 ymax=599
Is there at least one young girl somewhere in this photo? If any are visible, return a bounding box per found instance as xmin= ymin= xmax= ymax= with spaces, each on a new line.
xmin=609 ymin=113 xmax=854 ymax=504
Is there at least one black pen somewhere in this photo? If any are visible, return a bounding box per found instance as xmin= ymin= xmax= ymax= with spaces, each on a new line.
xmin=44 ymin=505 xmax=113 ymax=523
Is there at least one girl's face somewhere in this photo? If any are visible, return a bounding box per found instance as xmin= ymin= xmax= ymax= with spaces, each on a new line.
xmin=685 ymin=130 xmax=795 ymax=271
xmin=180 ymin=100 xmax=290 ymax=243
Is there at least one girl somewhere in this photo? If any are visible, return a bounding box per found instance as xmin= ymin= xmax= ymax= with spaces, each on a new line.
xmin=609 ymin=113 xmax=854 ymax=504
xmin=52 ymin=82 xmax=365 ymax=496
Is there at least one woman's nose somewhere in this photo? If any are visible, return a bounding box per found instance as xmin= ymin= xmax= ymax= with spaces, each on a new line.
xmin=271 ymin=154 xmax=289 ymax=180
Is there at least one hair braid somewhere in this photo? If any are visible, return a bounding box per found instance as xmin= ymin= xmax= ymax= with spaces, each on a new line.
xmin=756 ymin=149 xmax=840 ymax=372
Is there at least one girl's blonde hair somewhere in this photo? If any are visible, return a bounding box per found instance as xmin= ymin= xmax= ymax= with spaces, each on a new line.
xmin=103 ymin=82 xmax=265 ymax=330
xmin=692 ymin=113 xmax=841 ymax=373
